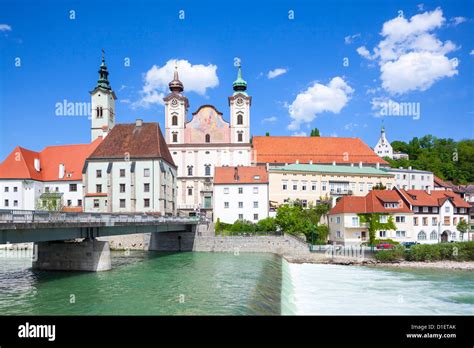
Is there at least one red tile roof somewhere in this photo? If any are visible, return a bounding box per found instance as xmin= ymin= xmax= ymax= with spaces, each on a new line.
xmin=433 ymin=176 xmax=452 ymax=189
xmin=329 ymin=190 xmax=411 ymax=214
xmin=399 ymin=189 xmax=470 ymax=208
xmin=252 ymin=136 xmax=388 ymax=165
xmin=88 ymin=122 xmax=175 ymax=166
xmin=0 ymin=138 xmax=102 ymax=181
xmin=214 ymin=166 xmax=268 ymax=185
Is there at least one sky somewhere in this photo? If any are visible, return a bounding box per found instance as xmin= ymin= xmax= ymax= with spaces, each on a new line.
xmin=0 ymin=0 xmax=473 ymax=160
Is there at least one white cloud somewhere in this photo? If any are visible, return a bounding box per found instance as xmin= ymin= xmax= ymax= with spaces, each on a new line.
xmin=344 ymin=122 xmax=359 ymax=131
xmin=292 ymin=131 xmax=307 ymax=136
xmin=344 ymin=33 xmax=361 ymax=44
xmin=134 ymin=59 xmax=219 ymax=108
xmin=450 ymin=16 xmax=467 ymax=26
xmin=470 ymin=50 xmax=474 ymax=56
xmin=417 ymin=4 xmax=424 ymax=12
xmin=267 ymin=68 xmax=287 ymax=79
xmin=358 ymin=8 xmax=459 ymax=95
xmin=261 ymin=116 xmax=277 ymax=123
xmin=0 ymin=24 xmax=11 ymax=31
xmin=287 ymin=77 xmax=354 ymax=130
xmin=120 ymin=99 xmax=131 ymax=104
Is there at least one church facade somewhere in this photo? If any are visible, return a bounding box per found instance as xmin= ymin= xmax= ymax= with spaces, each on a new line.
xmin=164 ymin=67 xmax=252 ymax=217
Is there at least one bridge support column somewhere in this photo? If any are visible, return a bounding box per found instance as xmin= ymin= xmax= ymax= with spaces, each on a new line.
xmin=32 ymin=239 xmax=111 ymax=272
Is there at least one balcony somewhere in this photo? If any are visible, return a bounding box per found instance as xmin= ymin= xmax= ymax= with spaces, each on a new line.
xmin=345 ymin=222 xmax=368 ymax=228
xmin=330 ymin=189 xmax=353 ymax=196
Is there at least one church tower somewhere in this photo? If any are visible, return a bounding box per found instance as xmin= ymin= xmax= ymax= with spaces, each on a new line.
xmin=164 ymin=67 xmax=189 ymax=144
xmin=374 ymin=125 xmax=393 ymax=159
xmin=90 ymin=50 xmax=116 ymax=142
xmin=228 ymin=64 xmax=251 ymax=144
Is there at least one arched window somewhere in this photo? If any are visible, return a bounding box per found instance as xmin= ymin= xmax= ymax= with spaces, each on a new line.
xmin=237 ymin=114 xmax=243 ymax=125
xmin=205 ymin=134 xmax=210 ymax=143
xmin=172 ymin=115 xmax=178 ymax=126
xmin=172 ymin=133 xmax=178 ymax=143
xmin=187 ymin=166 xmax=193 ymax=176
xmin=205 ymin=165 xmax=211 ymax=176
xmin=97 ymin=106 xmax=103 ymax=118
xmin=238 ymin=132 xmax=243 ymax=142
xmin=417 ymin=231 xmax=426 ymax=240
xmin=430 ymin=230 xmax=437 ymax=240
xmin=451 ymin=231 xmax=456 ymax=240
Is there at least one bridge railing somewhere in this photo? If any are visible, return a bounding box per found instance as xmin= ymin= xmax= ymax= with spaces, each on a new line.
xmin=0 ymin=209 xmax=205 ymax=225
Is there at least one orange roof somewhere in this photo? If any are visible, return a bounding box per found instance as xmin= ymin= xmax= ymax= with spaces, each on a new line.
xmin=399 ymin=189 xmax=470 ymax=208
xmin=330 ymin=190 xmax=411 ymax=214
xmin=433 ymin=175 xmax=452 ymax=189
xmin=214 ymin=166 xmax=268 ymax=185
xmin=252 ymin=136 xmax=388 ymax=165
xmin=0 ymin=138 xmax=102 ymax=182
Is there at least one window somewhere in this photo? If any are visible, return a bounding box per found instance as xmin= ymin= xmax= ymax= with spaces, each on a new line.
xmin=238 ymin=202 xmax=243 ymax=208
xmin=120 ymin=184 xmax=126 ymax=193
xmin=336 ymin=217 xmax=341 ymax=224
xmin=302 ymin=200 xmax=308 ymax=208
xmin=188 ymin=188 xmax=193 ymax=196
xmin=120 ymin=169 xmax=126 ymax=177
xmin=78 ymin=199 xmax=82 ymax=206
xmin=433 ymin=207 xmax=438 ymax=213
xmin=379 ymin=231 xmax=386 ymax=238
xmin=144 ymin=199 xmax=150 ymax=207
xmin=172 ymin=133 xmax=178 ymax=143
xmin=205 ymin=134 xmax=210 ymax=143
xmin=417 ymin=231 xmax=427 ymax=240
xmin=187 ymin=166 xmax=193 ymax=176
xmin=322 ymin=182 xmax=327 ymax=191
xmin=69 ymin=183 xmax=77 ymax=192
xmin=238 ymin=187 xmax=243 ymax=194
xmin=96 ymin=106 xmax=103 ymax=118
xmin=430 ymin=231 xmax=437 ymax=240
xmin=96 ymin=170 xmax=102 ymax=178
xmin=144 ymin=168 xmax=150 ymax=177
xmin=351 ymin=217 xmax=359 ymax=227
xmin=120 ymin=199 xmax=126 ymax=208
xmin=452 ymin=232 xmax=456 ymax=240
xmin=301 ymin=182 xmax=307 ymax=191
xmin=282 ymin=181 xmax=288 ymax=190
xmin=422 ymin=217 xmax=428 ymax=226
xmin=367 ymin=183 xmax=373 ymax=191
xmin=172 ymin=115 xmax=178 ymax=126
xmin=444 ymin=216 xmax=450 ymax=225
xmin=253 ymin=201 xmax=258 ymax=208
xmin=144 ymin=183 xmax=150 ymax=192
xmin=411 ymin=174 xmax=415 ymax=180
xmin=253 ymin=214 xmax=258 ymax=221
xmin=237 ymin=114 xmax=243 ymax=125
xmin=395 ymin=216 xmax=405 ymax=223
xmin=336 ymin=231 xmax=342 ymax=238
xmin=238 ymin=133 xmax=243 ymax=142
xmin=379 ymin=215 xmax=388 ymax=223
xmin=414 ymin=217 xmax=418 ymax=226
xmin=93 ymin=199 xmax=99 ymax=208
xmin=414 ymin=206 xmax=419 ymax=212
xmin=422 ymin=207 xmax=428 ymax=213
xmin=432 ymin=217 xmax=437 ymax=226
xmin=96 ymin=184 xmax=102 ymax=193
xmin=13 ymin=200 xmax=18 ymax=207
xmin=396 ymin=230 xmax=406 ymax=238
xmin=359 ymin=183 xmax=364 ymax=192
xmin=445 ymin=206 xmax=450 ymax=213
xmin=311 ymin=182 xmax=317 ymax=191
xmin=292 ymin=182 xmax=298 ymax=191
xmin=205 ymin=165 xmax=211 ymax=176
xmin=253 ymin=187 xmax=258 ymax=194
xmin=453 ymin=217 xmax=458 ymax=225
xmin=13 ymin=187 xmax=18 ymax=192
xmin=238 ymin=214 xmax=244 ymax=220
xmin=45 ymin=187 xmax=50 ymax=193
xmin=4 ymin=187 xmax=8 ymax=192
xmin=224 ymin=202 xmax=229 ymax=208
xmin=224 ymin=187 xmax=229 ymax=194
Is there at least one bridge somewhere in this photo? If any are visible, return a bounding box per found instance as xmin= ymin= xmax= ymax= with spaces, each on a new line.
xmin=0 ymin=210 xmax=207 ymax=272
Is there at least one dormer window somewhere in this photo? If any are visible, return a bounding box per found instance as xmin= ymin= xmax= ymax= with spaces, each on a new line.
xmin=384 ymin=202 xmax=399 ymax=209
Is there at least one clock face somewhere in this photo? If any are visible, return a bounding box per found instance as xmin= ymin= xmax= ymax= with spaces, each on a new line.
xmin=171 ymin=98 xmax=178 ymax=107
xmin=236 ymin=97 xmax=244 ymax=106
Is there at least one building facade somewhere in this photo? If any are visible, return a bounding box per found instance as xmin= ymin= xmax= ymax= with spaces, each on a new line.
xmin=384 ymin=167 xmax=434 ymax=190
xmin=268 ymin=163 xmax=395 ymax=208
xmin=328 ymin=190 xmax=414 ymax=245
xmin=213 ymin=166 xmax=269 ymax=224
xmin=83 ymin=121 xmax=177 ymax=215
xmin=164 ymin=66 xmax=252 ymax=218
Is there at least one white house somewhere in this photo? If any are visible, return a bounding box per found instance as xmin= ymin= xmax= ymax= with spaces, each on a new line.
xmin=374 ymin=126 xmax=409 ymax=160
xmin=213 ymin=166 xmax=268 ymax=224
xmin=384 ymin=167 xmax=434 ymax=190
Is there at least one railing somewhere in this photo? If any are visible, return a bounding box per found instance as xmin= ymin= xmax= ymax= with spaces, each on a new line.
xmin=0 ymin=209 xmax=206 ymax=225
xmin=330 ymin=189 xmax=353 ymax=195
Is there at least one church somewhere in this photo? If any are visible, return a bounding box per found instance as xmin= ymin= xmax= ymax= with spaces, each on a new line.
xmin=164 ymin=65 xmax=253 ymax=217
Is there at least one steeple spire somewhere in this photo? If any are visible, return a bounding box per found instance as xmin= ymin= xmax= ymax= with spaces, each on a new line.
xmin=96 ymin=49 xmax=111 ymax=90
xmin=169 ymin=65 xmax=184 ymax=93
xmin=232 ymin=63 xmax=247 ymax=95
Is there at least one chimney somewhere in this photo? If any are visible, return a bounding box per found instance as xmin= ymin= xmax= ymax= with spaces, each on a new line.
xmin=58 ymin=163 xmax=65 ymax=179
xmin=332 ymin=161 xmax=336 ymax=166
xmin=399 ymin=166 xmax=403 ymax=169
xmin=234 ymin=166 xmax=239 ymax=181
xmin=296 ymin=159 xmax=299 ymax=164
xmin=34 ymin=158 xmax=41 ymax=172
xmin=359 ymin=161 xmax=363 ymax=168
xmin=427 ymin=187 xmax=431 ymax=195
xmin=135 ymin=119 xmax=143 ymax=127
xmin=309 ymin=160 xmax=313 ymax=165
xmin=408 ymin=166 xmax=412 ymax=170
xmin=350 ymin=163 xmax=354 ymax=167
xmin=376 ymin=162 xmax=380 ymax=169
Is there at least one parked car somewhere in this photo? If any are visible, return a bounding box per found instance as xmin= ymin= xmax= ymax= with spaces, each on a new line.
xmin=401 ymin=242 xmax=418 ymax=248
xmin=376 ymin=242 xmax=395 ymax=249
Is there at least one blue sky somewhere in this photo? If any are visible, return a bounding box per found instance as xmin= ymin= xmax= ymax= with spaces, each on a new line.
xmin=0 ymin=0 xmax=473 ymax=159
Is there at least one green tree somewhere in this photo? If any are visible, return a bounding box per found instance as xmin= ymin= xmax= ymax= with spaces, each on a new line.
xmin=310 ymin=128 xmax=320 ymax=137
xmin=215 ymin=218 xmax=222 ymax=236
xmin=457 ymin=219 xmax=469 ymax=242
xmin=373 ymin=182 xmax=386 ymax=190
xmin=256 ymin=217 xmax=277 ymax=232
xmin=265 ymin=132 xmax=270 ymax=136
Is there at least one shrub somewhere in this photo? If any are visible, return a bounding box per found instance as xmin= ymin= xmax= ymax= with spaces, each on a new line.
xmin=405 ymin=241 xmax=474 ymax=262
xmin=374 ymin=245 xmax=405 ymax=262
xmin=373 ymin=238 xmax=400 ymax=246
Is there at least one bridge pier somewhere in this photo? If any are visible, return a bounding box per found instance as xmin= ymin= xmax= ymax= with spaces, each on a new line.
xmin=32 ymin=239 xmax=111 ymax=272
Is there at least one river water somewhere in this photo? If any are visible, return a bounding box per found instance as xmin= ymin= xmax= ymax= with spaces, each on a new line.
xmin=0 ymin=251 xmax=473 ymax=315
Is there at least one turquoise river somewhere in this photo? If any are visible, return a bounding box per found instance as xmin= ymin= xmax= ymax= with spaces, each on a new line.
xmin=1 ymin=251 xmax=473 ymax=315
